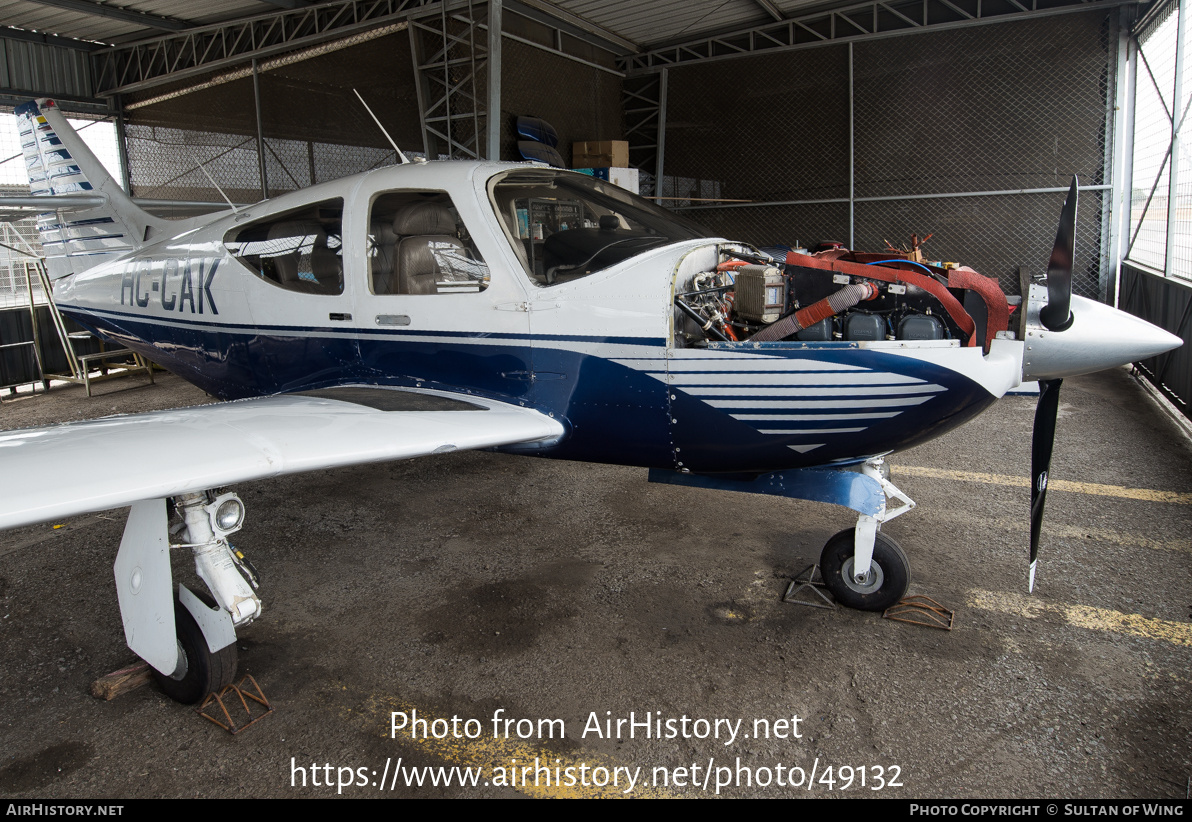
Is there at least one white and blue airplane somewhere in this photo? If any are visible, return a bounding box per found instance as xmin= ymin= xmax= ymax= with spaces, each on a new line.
xmin=0 ymin=98 xmax=1180 ymax=703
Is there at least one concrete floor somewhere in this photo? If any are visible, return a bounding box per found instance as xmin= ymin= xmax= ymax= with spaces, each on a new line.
xmin=0 ymin=366 xmax=1189 ymax=799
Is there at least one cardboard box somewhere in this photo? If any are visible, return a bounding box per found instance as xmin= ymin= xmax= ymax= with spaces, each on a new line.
xmin=573 ymin=167 xmax=640 ymax=194
xmin=572 ymin=140 xmax=629 ymax=169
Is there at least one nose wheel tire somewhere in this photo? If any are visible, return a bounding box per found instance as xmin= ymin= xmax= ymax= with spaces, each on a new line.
xmin=819 ymin=528 xmax=910 ymax=611
xmin=152 ymin=592 xmax=238 ymax=704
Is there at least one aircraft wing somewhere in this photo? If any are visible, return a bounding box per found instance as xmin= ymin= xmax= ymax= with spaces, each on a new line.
xmin=0 ymin=387 xmax=564 ymax=530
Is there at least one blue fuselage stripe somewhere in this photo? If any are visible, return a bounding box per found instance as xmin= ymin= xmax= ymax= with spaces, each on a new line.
xmin=59 ymin=305 xmax=996 ymax=472
xmin=59 ymin=305 xmax=665 ymax=346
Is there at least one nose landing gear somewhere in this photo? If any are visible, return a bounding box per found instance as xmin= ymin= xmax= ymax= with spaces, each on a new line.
xmin=818 ymin=528 xmax=911 ymax=611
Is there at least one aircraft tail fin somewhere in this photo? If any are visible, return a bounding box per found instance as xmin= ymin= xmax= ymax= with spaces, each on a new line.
xmin=15 ymin=98 xmax=167 ymax=280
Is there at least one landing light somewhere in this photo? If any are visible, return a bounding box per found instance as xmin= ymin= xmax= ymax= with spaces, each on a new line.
xmin=206 ymin=492 xmax=245 ymax=535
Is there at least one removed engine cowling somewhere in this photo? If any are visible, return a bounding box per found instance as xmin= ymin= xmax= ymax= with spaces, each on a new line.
xmin=674 ymin=247 xmax=1011 ymax=350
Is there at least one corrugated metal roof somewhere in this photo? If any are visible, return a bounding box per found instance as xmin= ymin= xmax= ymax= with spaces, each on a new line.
xmin=0 ymin=34 xmax=91 ymax=94
xmin=0 ymin=0 xmax=1042 ymax=59
xmin=0 ymin=0 xmax=818 ymax=52
xmin=0 ymin=0 xmax=277 ymax=46
xmin=559 ymin=0 xmax=772 ymax=48
xmin=1 ymin=5 xmax=137 ymax=44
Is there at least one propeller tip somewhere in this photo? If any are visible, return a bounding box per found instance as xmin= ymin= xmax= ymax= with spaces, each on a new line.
xmin=1028 ymin=560 xmax=1037 ymax=593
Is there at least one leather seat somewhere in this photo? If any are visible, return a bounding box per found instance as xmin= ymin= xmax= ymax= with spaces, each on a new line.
xmin=264 ymin=220 xmax=342 ymax=295
xmin=392 ymin=203 xmax=468 ymax=295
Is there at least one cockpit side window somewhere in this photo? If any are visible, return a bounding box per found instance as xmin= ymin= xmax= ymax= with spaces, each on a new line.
xmin=368 ymin=191 xmax=489 ymax=295
xmin=224 ymin=199 xmax=344 ymax=295
xmin=488 ymin=169 xmax=709 ymax=286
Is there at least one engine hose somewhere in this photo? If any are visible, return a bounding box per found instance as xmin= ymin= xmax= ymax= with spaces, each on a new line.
xmin=750 ymin=282 xmax=878 ymax=342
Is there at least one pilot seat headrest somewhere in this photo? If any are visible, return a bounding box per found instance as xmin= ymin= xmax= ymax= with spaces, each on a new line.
xmin=392 ymin=202 xmax=457 ymax=235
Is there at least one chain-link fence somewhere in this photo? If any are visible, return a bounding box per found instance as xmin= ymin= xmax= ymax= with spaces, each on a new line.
xmin=500 ymin=38 xmax=623 ymax=168
xmin=657 ymin=10 xmax=1118 ymax=300
xmin=854 ymin=190 xmax=1106 ymax=290
xmin=852 ymin=18 xmax=1112 ymax=198
xmin=121 ymin=23 xmax=622 ymax=202
xmin=123 ymin=29 xmax=421 ymax=204
xmin=663 ymin=46 xmax=851 ymax=205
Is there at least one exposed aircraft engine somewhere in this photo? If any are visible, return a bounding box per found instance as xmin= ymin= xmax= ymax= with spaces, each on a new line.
xmin=674 ymin=245 xmax=1008 ymax=350
xmin=750 ymin=280 xmax=879 ymax=341
xmin=732 ymin=265 xmax=786 ymax=323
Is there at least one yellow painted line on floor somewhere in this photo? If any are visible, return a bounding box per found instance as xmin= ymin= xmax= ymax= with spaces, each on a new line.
xmin=1039 ymin=522 xmax=1191 ymax=554
xmin=930 ymin=511 xmax=1192 ymax=555
xmin=345 ymin=692 xmax=686 ymax=799
xmin=899 ymin=466 xmax=1192 ymax=505
xmin=968 ymin=589 xmax=1192 ymax=647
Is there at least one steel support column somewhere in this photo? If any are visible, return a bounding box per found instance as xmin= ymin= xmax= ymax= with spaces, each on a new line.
xmin=409 ymin=1 xmax=489 ymax=159
xmin=1167 ymin=0 xmax=1188 ymax=277
xmin=486 ymin=0 xmax=501 ymax=160
xmin=622 ymin=71 xmax=665 ymax=198
xmin=1108 ymin=6 xmax=1136 ymax=304
xmin=252 ymin=59 xmax=269 ymax=199
xmin=114 ymin=96 xmax=133 ymax=194
xmin=848 ymin=40 xmax=855 ymax=249
xmin=656 ymin=68 xmax=668 ymax=205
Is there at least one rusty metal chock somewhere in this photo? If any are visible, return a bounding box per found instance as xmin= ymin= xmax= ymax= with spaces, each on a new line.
xmin=883 ymin=595 xmax=955 ymax=630
xmin=197 ymin=675 xmax=273 ymax=734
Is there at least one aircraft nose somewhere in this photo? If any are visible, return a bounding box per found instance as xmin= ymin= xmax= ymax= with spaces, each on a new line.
xmin=1022 ymin=291 xmax=1184 ymax=382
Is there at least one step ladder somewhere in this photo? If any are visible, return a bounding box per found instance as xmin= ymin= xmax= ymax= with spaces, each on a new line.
xmin=27 ymin=260 xmax=155 ymax=397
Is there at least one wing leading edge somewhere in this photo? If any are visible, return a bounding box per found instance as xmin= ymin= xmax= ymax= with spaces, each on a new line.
xmin=0 ymin=387 xmax=564 ymax=530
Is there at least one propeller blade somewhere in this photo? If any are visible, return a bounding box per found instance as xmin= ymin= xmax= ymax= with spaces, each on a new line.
xmin=1039 ymin=177 xmax=1078 ymax=332
xmin=1029 ymin=378 xmax=1063 ymax=591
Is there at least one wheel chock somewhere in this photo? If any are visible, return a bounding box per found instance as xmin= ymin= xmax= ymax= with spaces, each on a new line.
xmin=90 ymin=661 xmax=153 ymax=700
xmin=782 ymin=564 xmax=836 ymax=609
xmin=882 ymin=595 xmax=955 ymax=630
xmin=196 ymin=675 xmax=273 ymax=734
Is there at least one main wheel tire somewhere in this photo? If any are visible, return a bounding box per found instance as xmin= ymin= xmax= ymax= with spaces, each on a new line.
xmin=819 ymin=528 xmax=910 ymax=611
xmin=153 ymin=592 xmax=238 ymax=704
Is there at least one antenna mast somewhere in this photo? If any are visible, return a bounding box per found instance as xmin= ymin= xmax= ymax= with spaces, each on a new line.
xmin=353 ymin=89 xmax=413 ymax=165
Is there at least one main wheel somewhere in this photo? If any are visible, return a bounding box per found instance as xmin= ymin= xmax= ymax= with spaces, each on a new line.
xmin=153 ymin=592 xmax=238 ymax=704
xmin=819 ymin=528 xmax=910 ymax=611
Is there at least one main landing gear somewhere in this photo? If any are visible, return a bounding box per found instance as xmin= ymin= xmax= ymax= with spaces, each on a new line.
xmin=155 ymin=591 xmax=238 ymax=704
xmin=648 ymin=455 xmax=916 ymax=611
xmin=114 ymin=490 xmax=261 ymax=704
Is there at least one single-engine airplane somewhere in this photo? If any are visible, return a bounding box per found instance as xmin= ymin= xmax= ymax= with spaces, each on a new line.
xmin=0 ymin=98 xmax=1181 ymax=703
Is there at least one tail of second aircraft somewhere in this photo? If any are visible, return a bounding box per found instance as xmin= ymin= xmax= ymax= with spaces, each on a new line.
xmin=15 ymin=98 xmax=167 ymax=280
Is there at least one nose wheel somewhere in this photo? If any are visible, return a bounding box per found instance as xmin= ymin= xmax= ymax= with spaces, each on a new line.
xmin=819 ymin=528 xmax=910 ymax=611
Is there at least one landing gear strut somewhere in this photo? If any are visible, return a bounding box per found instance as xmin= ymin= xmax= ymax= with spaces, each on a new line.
xmin=826 ymin=456 xmax=916 ymax=609
xmin=648 ymin=454 xmax=918 ymax=612
xmin=114 ymin=490 xmax=260 ymax=703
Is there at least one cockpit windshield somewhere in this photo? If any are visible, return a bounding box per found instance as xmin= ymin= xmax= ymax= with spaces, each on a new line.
xmin=489 ymin=168 xmax=711 ymax=286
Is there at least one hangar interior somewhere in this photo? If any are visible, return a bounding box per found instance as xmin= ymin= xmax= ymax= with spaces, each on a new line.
xmin=0 ymin=0 xmax=1190 ymax=410
xmin=1 ymin=0 xmax=1192 ymax=801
